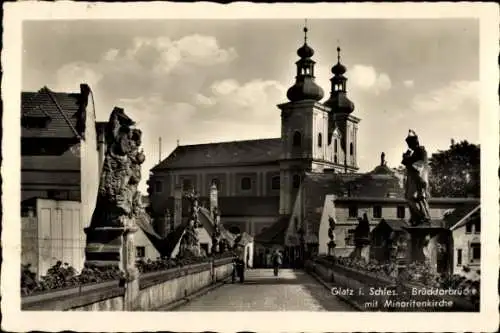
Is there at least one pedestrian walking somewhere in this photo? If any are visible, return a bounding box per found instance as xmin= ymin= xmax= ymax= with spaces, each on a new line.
xmin=272 ymin=249 xmax=283 ymax=276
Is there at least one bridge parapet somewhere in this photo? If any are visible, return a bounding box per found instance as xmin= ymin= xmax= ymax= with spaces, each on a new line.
xmin=22 ymin=257 xmax=234 ymax=311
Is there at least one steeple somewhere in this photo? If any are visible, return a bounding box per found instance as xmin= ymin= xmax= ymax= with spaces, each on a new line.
xmin=286 ymin=21 xmax=324 ymax=102
xmin=324 ymin=46 xmax=355 ymax=113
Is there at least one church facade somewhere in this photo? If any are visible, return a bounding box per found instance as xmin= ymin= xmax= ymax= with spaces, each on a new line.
xmin=148 ymin=27 xmax=360 ymax=241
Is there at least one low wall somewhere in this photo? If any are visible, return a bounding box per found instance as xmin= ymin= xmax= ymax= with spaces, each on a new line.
xmin=22 ymin=257 xmax=234 ymax=311
xmin=306 ymin=258 xmax=478 ymax=312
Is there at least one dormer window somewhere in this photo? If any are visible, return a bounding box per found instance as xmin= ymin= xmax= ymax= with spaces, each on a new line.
xmin=22 ymin=106 xmax=52 ymax=129
xmin=22 ymin=115 xmax=51 ymax=129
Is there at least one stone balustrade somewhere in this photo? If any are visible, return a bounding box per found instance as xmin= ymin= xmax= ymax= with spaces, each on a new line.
xmin=306 ymin=258 xmax=478 ymax=312
xmin=22 ymin=257 xmax=234 ymax=311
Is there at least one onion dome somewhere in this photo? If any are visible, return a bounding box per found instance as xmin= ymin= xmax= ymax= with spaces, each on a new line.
xmin=324 ymin=46 xmax=355 ymax=113
xmin=297 ymin=41 xmax=314 ymax=58
xmin=286 ymin=24 xmax=325 ymax=102
xmin=287 ymin=80 xmax=324 ymax=102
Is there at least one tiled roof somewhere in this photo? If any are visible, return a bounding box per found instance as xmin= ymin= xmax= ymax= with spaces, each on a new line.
xmin=377 ymin=219 xmax=410 ymax=231
xmin=301 ymin=168 xmax=404 ymax=243
xmin=164 ymin=224 xmax=186 ymax=258
xmin=302 ymin=172 xmax=361 ymax=238
xmin=254 ymin=215 xmax=290 ymax=245
xmin=21 ymin=87 xmax=85 ymax=139
xmin=22 ymin=155 xmax=80 ymax=171
xmin=135 ymin=212 xmax=167 ymax=256
xmin=151 ymin=138 xmax=282 ymax=170
xmin=445 ymin=203 xmax=480 ymax=230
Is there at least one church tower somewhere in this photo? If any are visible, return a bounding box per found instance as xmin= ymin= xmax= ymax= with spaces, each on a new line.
xmin=278 ymin=24 xmax=331 ymax=215
xmin=324 ymin=47 xmax=360 ymax=173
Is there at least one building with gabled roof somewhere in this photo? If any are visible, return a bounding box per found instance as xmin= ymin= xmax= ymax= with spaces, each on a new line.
xmin=20 ymin=84 xmax=166 ymax=275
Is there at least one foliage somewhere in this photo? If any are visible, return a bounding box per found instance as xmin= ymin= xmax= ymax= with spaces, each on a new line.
xmin=21 ymin=261 xmax=124 ymax=297
xmin=137 ymin=251 xmax=235 ymax=274
xmin=429 ymin=140 xmax=480 ymax=197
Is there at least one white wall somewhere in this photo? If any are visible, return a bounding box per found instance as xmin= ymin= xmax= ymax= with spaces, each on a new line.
xmin=134 ymin=228 xmax=161 ymax=261
xmin=36 ymin=199 xmax=83 ymax=278
xmin=80 ymin=88 xmax=100 ymax=244
xmin=452 ymin=224 xmax=481 ymax=279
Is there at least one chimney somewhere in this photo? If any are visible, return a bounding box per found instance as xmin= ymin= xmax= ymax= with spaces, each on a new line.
xmin=80 ymin=83 xmax=91 ymax=108
xmin=174 ymin=184 xmax=183 ymax=228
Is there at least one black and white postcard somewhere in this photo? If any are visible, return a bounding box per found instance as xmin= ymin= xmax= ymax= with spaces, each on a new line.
xmin=2 ymin=2 xmax=499 ymax=332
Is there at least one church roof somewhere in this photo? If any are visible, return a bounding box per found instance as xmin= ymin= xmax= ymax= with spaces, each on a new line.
xmin=152 ymin=138 xmax=282 ymax=170
xmin=254 ymin=215 xmax=291 ymax=245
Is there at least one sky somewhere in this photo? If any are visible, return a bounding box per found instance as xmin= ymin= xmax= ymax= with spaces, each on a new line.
xmin=22 ymin=19 xmax=479 ymax=193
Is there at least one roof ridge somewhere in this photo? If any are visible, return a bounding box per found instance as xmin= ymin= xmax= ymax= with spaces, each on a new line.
xmin=178 ymin=137 xmax=281 ymax=148
xmin=43 ymin=87 xmax=82 ymax=140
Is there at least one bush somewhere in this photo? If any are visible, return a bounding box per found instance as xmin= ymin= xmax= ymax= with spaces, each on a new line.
xmin=22 ymin=252 xmax=236 ymax=296
xmin=136 ymin=251 xmax=235 ymax=274
xmin=22 ymin=261 xmax=125 ymax=296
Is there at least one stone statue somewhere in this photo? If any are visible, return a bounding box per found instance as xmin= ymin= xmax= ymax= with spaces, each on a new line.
xmin=327 ymin=216 xmax=336 ymax=255
xmin=354 ymin=213 xmax=370 ymax=241
xmin=349 ymin=213 xmax=371 ymax=261
xmin=381 ymin=152 xmax=386 ymax=166
xmin=185 ymin=189 xmax=201 ymax=228
xmin=211 ymin=207 xmax=222 ymax=253
xmin=85 ymin=107 xmax=144 ymax=288
xmin=89 ymin=107 xmax=145 ymax=229
xmin=402 ymin=130 xmax=431 ymax=226
xmin=180 ymin=218 xmax=200 ymax=257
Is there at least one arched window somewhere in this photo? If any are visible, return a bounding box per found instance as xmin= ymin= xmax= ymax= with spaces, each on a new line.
xmin=350 ymin=142 xmax=354 ymax=155
xmin=271 ymin=176 xmax=280 ymax=190
xmin=292 ymin=174 xmax=301 ymax=189
xmin=318 ymin=133 xmax=322 ymax=147
xmin=334 ymin=139 xmax=338 ymax=153
xmin=241 ymin=177 xmax=252 ymax=190
xmin=292 ymin=131 xmax=302 ymax=147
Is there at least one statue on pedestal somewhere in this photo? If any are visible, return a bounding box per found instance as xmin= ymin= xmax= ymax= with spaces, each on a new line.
xmin=85 ymin=107 xmax=145 ymax=281
xmin=179 ymin=188 xmax=201 ymax=257
xmin=180 ymin=218 xmax=200 ymax=257
xmin=211 ymin=207 xmax=222 ymax=254
xmin=349 ymin=213 xmax=371 ymax=262
xmin=327 ymin=216 xmax=336 ymax=256
xmin=402 ymin=130 xmax=431 ymax=226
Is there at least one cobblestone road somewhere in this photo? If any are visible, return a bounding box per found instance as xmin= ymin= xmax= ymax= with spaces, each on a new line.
xmin=174 ymin=269 xmax=356 ymax=311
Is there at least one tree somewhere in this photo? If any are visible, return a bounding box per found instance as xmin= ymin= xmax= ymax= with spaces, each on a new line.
xmin=429 ymin=140 xmax=480 ymax=198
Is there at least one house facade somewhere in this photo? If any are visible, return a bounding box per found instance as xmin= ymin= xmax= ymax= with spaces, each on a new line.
xmin=21 ymin=84 xmax=100 ymax=276
xmin=449 ymin=204 xmax=481 ymax=279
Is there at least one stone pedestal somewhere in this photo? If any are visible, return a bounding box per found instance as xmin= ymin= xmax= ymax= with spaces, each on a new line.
xmin=84 ymin=226 xmax=127 ymax=268
xmin=404 ymin=225 xmax=444 ymax=273
xmin=84 ymin=224 xmax=140 ymax=273
xmin=350 ymin=237 xmax=370 ymax=262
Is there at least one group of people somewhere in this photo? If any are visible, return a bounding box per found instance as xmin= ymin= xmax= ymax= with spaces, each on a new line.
xmin=232 ymin=249 xmax=283 ymax=283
